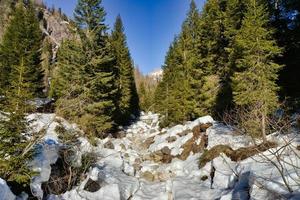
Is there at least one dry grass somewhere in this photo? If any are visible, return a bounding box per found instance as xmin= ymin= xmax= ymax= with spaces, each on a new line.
xmin=199 ymin=141 xmax=277 ymax=168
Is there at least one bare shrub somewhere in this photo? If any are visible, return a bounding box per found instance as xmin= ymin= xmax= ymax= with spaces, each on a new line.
xmin=42 ymin=147 xmax=97 ymax=196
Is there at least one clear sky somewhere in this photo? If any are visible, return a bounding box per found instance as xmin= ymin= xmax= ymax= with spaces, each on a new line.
xmin=44 ymin=0 xmax=205 ymax=74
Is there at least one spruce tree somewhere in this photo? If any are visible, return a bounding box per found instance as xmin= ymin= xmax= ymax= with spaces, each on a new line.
xmin=111 ymin=15 xmax=139 ymax=124
xmin=51 ymin=39 xmax=85 ymax=99
xmin=0 ymin=2 xmax=44 ymax=96
xmin=155 ymin=1 xmax=204 ymax=126
xmin=50 ymin=39 xmax=87 ymax=124
xmin=73 ymin=0 xmax=117 ymax=137
xmin=231 ymin=0 xmax=282 ymax=141
xmin=178 ymin=0 xmax=202 ymax=120
xmin=0 ymin=57 xmax=34 ymax=185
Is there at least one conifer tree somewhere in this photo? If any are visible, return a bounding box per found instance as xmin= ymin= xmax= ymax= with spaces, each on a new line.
xmin=177 ymin=0 xmax=202 ymax=120
xmin=0 ymin=57 xmax=34 ymax=185
xmin=51 ymin=39 xmax=85 ymax=99
xmin=155 ymin=1 xmax=203 ymax=126
xmin=231 ymin=0 xmax=282 ymax=141
xmin=0 ymin=2 xmax=44 ymax=96
xmin=50 ymin=39 xmax=88 ymax=125
xmin=73 ymin=0 xmax=117 ymax=137
xmin=111 ymin=15 xmax=139 ymax=124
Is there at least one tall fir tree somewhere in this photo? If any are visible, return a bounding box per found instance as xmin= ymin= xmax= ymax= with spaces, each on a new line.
xmin=231 ymin=0 xmax=282 ymax=141
xmin=0 ymin=2 xmax=44 ymax=96
xmin=0 ymin=57 xmax=35 ymax=185
xmin=155 ymin=1 xmax=204 ymax=126
xmin=111 ymin=15 xmax=139 ymax=125
xmin=73 ymin=0 xmax=117 ymax=137
xmin=50 ymin=39 xmax=88 ymax=125
xmin=178 ymin=0 xmax=202 ymax=119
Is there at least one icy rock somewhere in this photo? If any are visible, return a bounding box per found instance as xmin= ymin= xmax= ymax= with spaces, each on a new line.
xmin=0 ymin=178 xmax=16 ymax=200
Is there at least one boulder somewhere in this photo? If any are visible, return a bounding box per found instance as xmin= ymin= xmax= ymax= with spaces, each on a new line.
xmin=161 ymin=146 xmax=171 ymax=155
xmin=141 ymin=171 xmax=155 ymax=182
xmin=104 ymin=141 xmax=114 ymax=149
xmin=177 ymin=129 xmax=190 ymax=137
xmin=84 ymin=178 xmax=101 ymax=192
xmin=166 ymin=136 xmax=177 ymax=143
xmin=142 ymin=136 xmax=155 ymax=149
xmin=151 ymin=147 xmax=173 ymax=163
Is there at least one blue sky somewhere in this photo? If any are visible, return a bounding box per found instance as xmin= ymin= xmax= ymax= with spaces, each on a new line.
xmin=44 ymin=0 xmax=205 ymax=74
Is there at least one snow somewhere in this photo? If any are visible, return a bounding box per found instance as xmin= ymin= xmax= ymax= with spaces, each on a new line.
xmin=207 ymin=123 xmax=252 ymax=149
xmin=2 ymin=112 xmax=299 ymax=200
xmin=48 ymin=184 xmax=121 ymax=200
xmin=0 ymin=178 xmax=16 ymax=200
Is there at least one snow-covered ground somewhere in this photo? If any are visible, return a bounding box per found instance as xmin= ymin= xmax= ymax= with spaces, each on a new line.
xmin=1 ymin=112 xmax=300 ymax=200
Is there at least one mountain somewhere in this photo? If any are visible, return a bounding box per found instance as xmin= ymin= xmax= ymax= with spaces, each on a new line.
xmin=148 ymin=69 xmax=163 ymax=82
xmin=0 ymin=0 xmax=74 ymax=54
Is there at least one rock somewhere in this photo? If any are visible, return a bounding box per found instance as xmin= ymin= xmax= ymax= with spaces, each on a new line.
xmin=200 ymin=123 xmax=213 ymax=132
xmin=166 ymin=136 xmax=177 ymax=143
xmin=133 ymin=163 xmax=142 ymax=173
xmin=151 ymin=152 xmax=163 ymax=163
xmin=201 ymin=175 xmax=208 ymax=181
xmin=161 ymin=146 xmax=171 ymax=155
xmin=162 ymin=153 xmax=173 ymax=163
xmin=142 ymin=154 xmax=152 ymax=161
xmin=152 ymin=147 xmax=173 ymax=163
xmin=120 ymin=143 xmax=126 ymax=150
xmin=116 ymin=131 xmax=126 ymax=138
xmin=155 ymin=172 xmax=175 ymax=182
xmin=142 ymin=136 xmax=155 ymax=149
xmin=141 ymin=171 xmax=155 ymax=182
xmin=84 ymin=178 xmax=101 ymax=192
xmin=104 ymin=141 xmax=114 ymax=149
xmin=192 ymin=123 xmax=213 ymax=137
xmin=149 ymin=129 xmax=157 ymax=134
xmin=178 ymin=138 xmax=194 ymax=160
xmin=177 ymin=129 xmax=190 ymax=137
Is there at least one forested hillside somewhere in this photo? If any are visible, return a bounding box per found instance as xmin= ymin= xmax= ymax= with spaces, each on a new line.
xmin=154 ymin=0 xmax=300 ymax=132
xmin=0 ymin=0 xmax=139 ymax=186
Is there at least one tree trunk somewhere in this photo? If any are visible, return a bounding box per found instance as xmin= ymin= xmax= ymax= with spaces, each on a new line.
xmin=262 ymin=113 xmax=267 ymax=142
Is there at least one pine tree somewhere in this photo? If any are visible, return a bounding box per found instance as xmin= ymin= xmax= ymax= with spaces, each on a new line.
xmin=231 ymin=0 xmax=282 ymax=141
xmin=73 ymin=0 xmax=117 ymax=137
xmin=0 ymin=2 xmax=44 ymax=96
xmin=111 ymin=15 xmax=139 ymax=124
